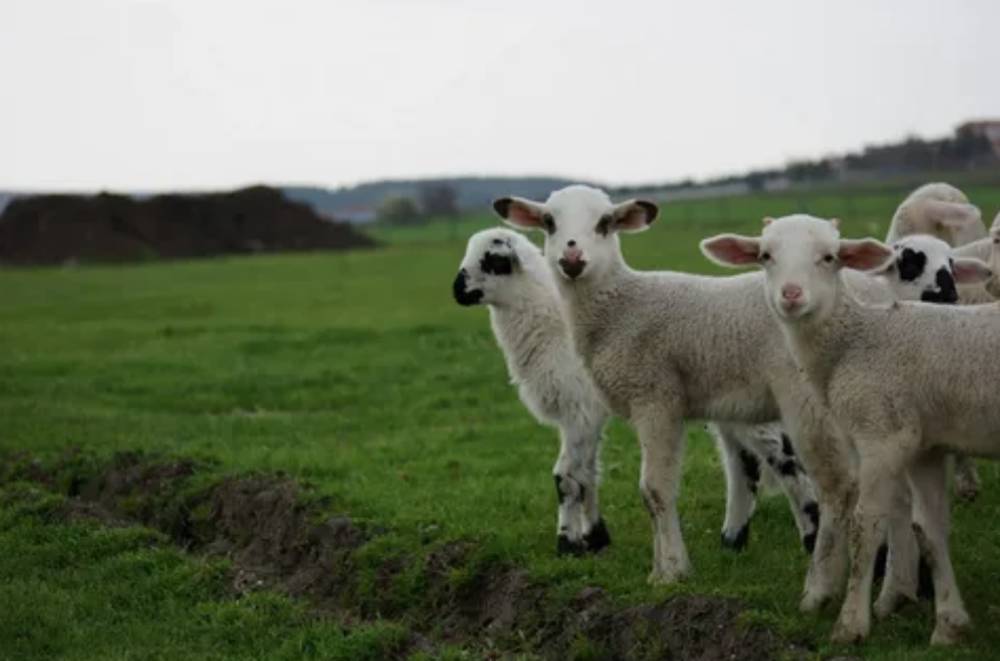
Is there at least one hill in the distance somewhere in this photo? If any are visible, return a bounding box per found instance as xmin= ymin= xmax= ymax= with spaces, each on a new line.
xmin=284 ymin=176 xmax=581 ymax=222
xmin=0 ymin=186 xmax=375 ymax=266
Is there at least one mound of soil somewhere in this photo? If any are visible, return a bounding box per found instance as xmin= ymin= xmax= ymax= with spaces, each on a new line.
xmin=1 ymin=450 xmax=802 ymax=660
xmin=0 ymin=186 xmax=375 ymax=265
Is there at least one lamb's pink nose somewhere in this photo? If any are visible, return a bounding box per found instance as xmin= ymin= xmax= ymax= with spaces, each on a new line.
xmin=563 ymin=246 xmax=583 ymax=263
xmin=781 ymin=284 xmax=803 ymax=302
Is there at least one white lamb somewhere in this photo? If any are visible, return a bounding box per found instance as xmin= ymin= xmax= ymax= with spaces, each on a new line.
xmin=885 ymin=182 xmax=985 ymax=246
xmin=701 ymin=215 xmax=995 ymax=646
xmin=492 ymin=185 xmax=856 ymax=612
xmin=452 ymin=227 xmax=819 ymax=555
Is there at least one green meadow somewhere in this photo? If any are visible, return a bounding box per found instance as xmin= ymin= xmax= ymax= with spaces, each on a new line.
xmin=3 ymin=180 xmax=1000 ymax=659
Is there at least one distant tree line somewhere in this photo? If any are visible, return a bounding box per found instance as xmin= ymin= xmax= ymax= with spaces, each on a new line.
xmin=614 ymin=125 xmax=999 ymax=196
xmin=376 ymin=183 xmax=458 ymax=225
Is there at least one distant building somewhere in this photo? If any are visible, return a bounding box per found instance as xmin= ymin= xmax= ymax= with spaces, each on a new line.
xmin=957 ymin=119 xmax=1000 ymax=158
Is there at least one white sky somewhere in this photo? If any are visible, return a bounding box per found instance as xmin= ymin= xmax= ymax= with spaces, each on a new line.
xmin=1 ymin=0 xmax=998 ymax=191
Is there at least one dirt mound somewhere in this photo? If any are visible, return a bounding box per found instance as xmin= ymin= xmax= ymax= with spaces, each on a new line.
xmin=1 ymin=450 xmax=796 ymax=660
xmin=0 ymin=186 xmax=375 ymax=266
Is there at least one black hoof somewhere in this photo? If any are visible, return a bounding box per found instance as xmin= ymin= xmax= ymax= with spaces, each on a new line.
xmin=802 ymin=532 xmax=817 ymax=554
xmin=873 ymin=543 xmax=888 ymax=582
xmin=721 ymin=523 xmax=749 ymax=551
xmin=583 ymin=517 xmax=611 ymax=553
xmin=557 ymin=534 xmax=586 ymax=556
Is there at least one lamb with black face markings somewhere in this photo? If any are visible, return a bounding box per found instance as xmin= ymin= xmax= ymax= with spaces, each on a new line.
xmin=452 ymin=227 xmax=819 ymax=557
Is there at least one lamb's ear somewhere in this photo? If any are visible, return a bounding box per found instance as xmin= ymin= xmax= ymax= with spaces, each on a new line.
xmin=700 ymin=234 xmax=761 ymax=268
xmin=952 ymin=257 xmax=992 ymax=284
xmin=612 ymin=199 xmax=658 ymax=233
xmin=493 ymin=196 xmax=547 ymax=230
xmin=927 ymin=200 xmax=982 ymax=230
xmin=837 ymin=238 xmax=894 ymax=272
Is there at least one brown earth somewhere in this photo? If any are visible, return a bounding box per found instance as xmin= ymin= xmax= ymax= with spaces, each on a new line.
xmin=0 ymin=186 xmax=375 ymax=266
xmin=1 ymin=450 xmax=802 ymax=660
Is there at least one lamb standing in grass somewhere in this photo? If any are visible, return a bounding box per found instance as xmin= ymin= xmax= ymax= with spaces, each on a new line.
xmin=885 ymin=185 xmax=993 ymax=499
xmin=493 ymin=186 xmax=854 ymax=610
xmin=452 ymin=227 xmax=819 ymax=555
xmin=701 ymin=215 xmax=995 ymax=645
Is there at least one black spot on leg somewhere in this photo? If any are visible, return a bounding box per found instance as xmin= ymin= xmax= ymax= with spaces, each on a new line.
xmin=722 ymin=524 xmax=750 ymax=551
xmin=781 ymin=434 xmax=795 ymax=457
xmin=480 ymin=251 xmax=514 ymax=275
xmin=802 ymin=532 xmax=817 ymax=554
xmin=578 ymin=484 xmax=586 ymax=503
xmin=803 ymin=501 xmax=820 ymax=528
xmin=583 ymin=517 xmax=611 ymax=553
xmin=553 ymin=475 xmax=565 ymax=505
xmin=738 ymin=450 xmax=760 ymax=495
xmin=778 ymin=459 xmax=799 ymax=477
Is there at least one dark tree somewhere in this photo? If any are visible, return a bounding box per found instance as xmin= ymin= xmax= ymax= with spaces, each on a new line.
xmin=418 ymin=183 xmax=458 ymax=217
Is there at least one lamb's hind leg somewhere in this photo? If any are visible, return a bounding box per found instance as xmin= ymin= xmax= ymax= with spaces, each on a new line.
xmin=952 ymin=453 xmax=980 ymax=503
xmin=909 ymin=449 xmax=970 ymax=646
xmin=708 ymin=422 xmax=759 ymax=551
xmin=553 ymin=427 xmax=589 ymax=555
xmin=743 ymin=424 xmax=821 ymax=554
xmin=635 ymin=405 xmax=690 ymax=584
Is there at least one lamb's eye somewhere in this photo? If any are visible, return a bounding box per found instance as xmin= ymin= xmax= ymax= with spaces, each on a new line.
xmin=823 ymin=254 xmax=835 ymax=264
xmin=596 ymin=215 xmax=612 ymax=236
xmin=542 ymin=213 xmax=555 ymax=233
xmin=760 ymin=251 xmax=771 ymax=263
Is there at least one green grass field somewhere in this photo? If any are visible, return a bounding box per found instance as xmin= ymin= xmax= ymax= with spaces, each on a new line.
xmin=3 ymin=181 xmax=1000 ymax=659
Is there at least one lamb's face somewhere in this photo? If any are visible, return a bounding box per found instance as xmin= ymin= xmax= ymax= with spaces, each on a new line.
xmin=492 ymin=185 xmax=657 ymax=283
xmin=701 ymin=215 xmax=894 ymax=324
xmin=881 ymin=235 xmax=961 ymax=304
xmin=452 ymin=228 xmax=540 ymax=307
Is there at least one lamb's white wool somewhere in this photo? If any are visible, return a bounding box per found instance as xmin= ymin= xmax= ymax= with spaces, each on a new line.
xmin=884 ymin=182 xmax=985 ymax=246
xmin=702 ymin=215 xmax=995 ymax=646
xmin=453 ymin=228 xmax=610 ymax=554
xmin=885 ymin=192 xmax=996 ymax=498
xmin=452 ymin=227 xmax=818 ymax=555
xmin=494 ymin=185 xmax=852 ymax=610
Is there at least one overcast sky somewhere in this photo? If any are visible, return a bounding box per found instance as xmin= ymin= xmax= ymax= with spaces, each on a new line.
xmin=1 ymin=0 xmax=998 ymax=191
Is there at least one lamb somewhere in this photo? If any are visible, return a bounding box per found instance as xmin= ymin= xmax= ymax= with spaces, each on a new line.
xmin=451 ymin=227 xmax=819 ymax=555
xmin=885 ymin=182 xmax=985 ymax=246
xmin=886 ymin=187 xmax=994 ymax=498
xmin=492 ymin=185 xmax=855 ymax=612
xmin=700 ymin=215 xmax=995 ymax=645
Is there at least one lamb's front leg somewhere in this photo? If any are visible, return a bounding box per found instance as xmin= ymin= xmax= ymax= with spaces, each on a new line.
xmin=577 ymin=419 xmax=611 ymax=553
xmin=832 ymin=443 xmax=910 ymax=645
xmin=778 ymin=399 xmax=854 ymax=613
xmin=635 ymin=406 xmax=690 ymax=584
xmin=909 ymin=449 xmax=970 ymax=646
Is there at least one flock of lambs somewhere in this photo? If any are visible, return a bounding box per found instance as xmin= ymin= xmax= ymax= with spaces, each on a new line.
xmin=451 ymin=182 xmax=1000 ymax=646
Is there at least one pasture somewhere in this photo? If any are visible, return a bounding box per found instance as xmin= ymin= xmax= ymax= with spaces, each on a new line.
xmin=3 ymin=181 xmax=1000 ymax=659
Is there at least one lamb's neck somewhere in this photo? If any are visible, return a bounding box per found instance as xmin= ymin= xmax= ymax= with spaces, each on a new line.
xmin=556 ymin=262 xmax=639 ymax=358
xmin=781 ymin=284 xmax=861 ymax=398
xmin=489 ymin=292 xmax=563 ymax=375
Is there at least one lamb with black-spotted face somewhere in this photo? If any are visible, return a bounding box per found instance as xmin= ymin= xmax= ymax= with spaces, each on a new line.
xmin=453 ymin=226 xmax=822 ymax=561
